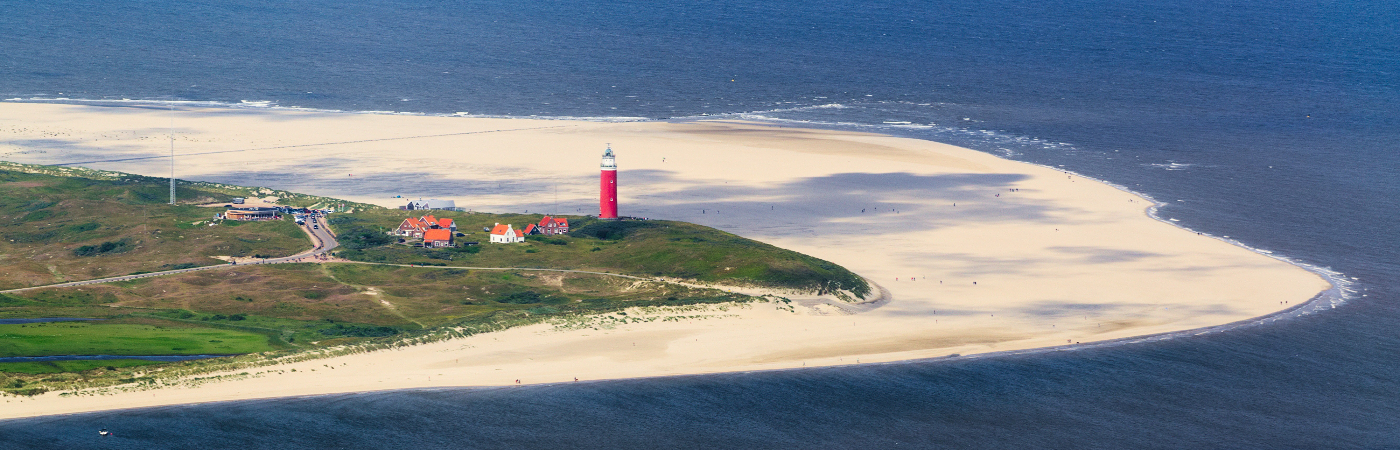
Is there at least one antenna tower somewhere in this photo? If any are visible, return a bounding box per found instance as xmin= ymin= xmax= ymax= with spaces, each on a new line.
xmin=169 ymin=105 xmax=176 ymax=205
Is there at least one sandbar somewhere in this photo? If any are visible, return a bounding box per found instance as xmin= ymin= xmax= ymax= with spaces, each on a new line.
xmin=0 ymin=102 xmax=1328 ymax=419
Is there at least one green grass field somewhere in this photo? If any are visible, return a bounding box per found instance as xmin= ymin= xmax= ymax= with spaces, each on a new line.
xmin=0 ymin=163 xmax=867 ymax=386
xmin=0 ymin=359 xmax=164 ymax=375
xmin=331 ymin=209 xmax=870 ymax=298
xmin=0 ymin=321 xmax=272 ymax=357
xmin=7 ymin=263 xmax=746 ymax=332
xmin=0 ymin=167 xmax=323 ymax=290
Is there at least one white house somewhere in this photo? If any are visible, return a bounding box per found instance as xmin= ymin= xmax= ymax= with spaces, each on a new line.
xmin=489 ymin=223 xmax=525 ymax=243
xmin=406 ymin=198 xmax=457 ymax=210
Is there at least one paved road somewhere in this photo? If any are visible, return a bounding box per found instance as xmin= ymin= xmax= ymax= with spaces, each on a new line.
xmin=0 ymin=215 xmax=339 ymax=295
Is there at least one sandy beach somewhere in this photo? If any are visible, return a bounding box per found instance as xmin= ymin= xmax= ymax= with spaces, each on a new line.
xmin=0 ymin=102 xmax=1329 ymax=419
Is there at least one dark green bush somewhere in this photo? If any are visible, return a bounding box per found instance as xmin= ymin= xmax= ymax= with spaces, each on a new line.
xmin=338 ymin=225 xmax=394 ymax=250
xmin=319 ymin=324 xmax=399 ymax=337
xmin=73 ymin=239 xmax=133 ymax=257
xmin=496 ymin=291 xmax=544 ymax=304
xmin=67 ymin=222 xmax=100 ymax=232
xmin=571 ymin=221 xmax=658 ymax=240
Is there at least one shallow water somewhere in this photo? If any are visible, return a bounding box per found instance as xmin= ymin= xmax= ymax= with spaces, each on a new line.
xmin=1 ymin=0 xmax=1397 ymax=448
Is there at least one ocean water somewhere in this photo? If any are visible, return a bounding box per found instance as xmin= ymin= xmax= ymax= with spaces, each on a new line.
xmin=2 ymin=0 xmax=1398 ymax=448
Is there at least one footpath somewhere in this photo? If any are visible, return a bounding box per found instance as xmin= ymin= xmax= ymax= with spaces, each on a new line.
xmin=0 ymin=215 xmax=339 ymax=295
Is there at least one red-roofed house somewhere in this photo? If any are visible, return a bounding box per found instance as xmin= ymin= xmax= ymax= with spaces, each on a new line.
xmin=396 ymin=215 xmax=457 ymax=238
xmin=423 ymin=229 xmax=454 ymax=248
xmin=489 ymin=223 xmax=525 ymax=244
xmin=396 ymin=217 xmax=429 ymax=238
xmin=531 ymin=216 xmax=569 ymax=235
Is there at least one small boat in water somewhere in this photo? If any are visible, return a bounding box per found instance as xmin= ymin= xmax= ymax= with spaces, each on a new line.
xmin=98 ymin=428 xmax=111 ymax=437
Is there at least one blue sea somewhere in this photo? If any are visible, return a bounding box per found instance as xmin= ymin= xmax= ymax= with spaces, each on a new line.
xmin=2 ymin=0 xmax=1398 ymax=448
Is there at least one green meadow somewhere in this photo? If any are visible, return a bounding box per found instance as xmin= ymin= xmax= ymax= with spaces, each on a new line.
xmin=331 ymin=209 xmax=869 ymax=298
xmin=0 ymin=359 xmax=162 ymax=375
xmin=0 ymin=163 xmax=867 ymax=393
xmin=0 ymin=321 xmax=272 ymax=357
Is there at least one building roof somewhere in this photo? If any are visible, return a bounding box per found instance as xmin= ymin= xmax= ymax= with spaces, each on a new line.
xmin=539 ymin=216 xmax=569 ymax=227
xmin=423 ymin=229 xmax=452 ymax=242
xmin=402 ymin=215 xmax=458 ymax=231
xmin=523 ymin=224 xmax=536 ymax=234
xmin=490 ymin=224 xmax=511 ymax=236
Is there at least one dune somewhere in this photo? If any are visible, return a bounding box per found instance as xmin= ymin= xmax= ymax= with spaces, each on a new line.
xmin=0 ymin=102 xmax=1329 ymax=418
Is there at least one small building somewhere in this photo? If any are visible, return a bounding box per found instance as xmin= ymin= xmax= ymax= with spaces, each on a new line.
xmin=534 ymin=215 xmax=569 ymax=235
xmin=489 ymin=223 xmax=524 ymax=244
xmin=223 ymin=207 xmax=280 ymax=221
xmin=405 ymin=198 xmax=457 ymax=211
xmin=396 ymin=217 xmax=430 ymax=238
xmin=423 ymin=228 xmax=454 ymax=248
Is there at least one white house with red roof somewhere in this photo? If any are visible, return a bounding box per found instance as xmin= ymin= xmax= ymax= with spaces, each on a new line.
xmin=489 ymin=223 xmax=525 ymax=244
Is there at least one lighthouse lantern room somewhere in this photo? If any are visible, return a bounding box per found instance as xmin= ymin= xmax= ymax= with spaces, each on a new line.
xmin=599 ymin=145 xmax=618 ymax=220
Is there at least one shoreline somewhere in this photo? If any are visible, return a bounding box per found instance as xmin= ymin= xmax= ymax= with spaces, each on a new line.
xmin=0 ymin=282 xmax=1341 ymax=422
xmin=0 ymin=102 xmax=1331 ymax=420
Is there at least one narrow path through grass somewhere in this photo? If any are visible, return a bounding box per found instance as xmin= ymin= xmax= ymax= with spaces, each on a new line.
xmin=318 ymin=264 xmax=425 ymax=329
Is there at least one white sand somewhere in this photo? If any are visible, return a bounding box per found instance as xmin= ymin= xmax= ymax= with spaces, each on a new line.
xmin=0 ymin=103 xmax=1328 ymax=418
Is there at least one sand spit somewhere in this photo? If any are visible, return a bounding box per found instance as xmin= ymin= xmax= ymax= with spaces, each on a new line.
xmin=0 ymin=102 xmax=1328 ymax=419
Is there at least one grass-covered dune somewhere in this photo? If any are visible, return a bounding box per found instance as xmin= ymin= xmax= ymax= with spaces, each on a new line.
xmin=0 ymin=263 xmax=748 ymax=391
xmin=332 ymin=209 xmax=870 ymax=299
xmin=4 ymin=262 xmax=744 ymax=332
xmin=0 ymin=167 xmax=317 ymax=289
xmin=0 ymin=163 xmax=869 ymax=389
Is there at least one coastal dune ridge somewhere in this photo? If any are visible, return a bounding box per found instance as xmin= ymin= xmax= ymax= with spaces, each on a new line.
xmin=0 ymin=102 xmax=1330 ymax=419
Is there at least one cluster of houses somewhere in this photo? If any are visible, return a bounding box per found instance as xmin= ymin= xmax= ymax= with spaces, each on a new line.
xmin=395 ymin=214 xmax=458 ymax=248
xmin=395 ymin=214 xmax=570 ymax=247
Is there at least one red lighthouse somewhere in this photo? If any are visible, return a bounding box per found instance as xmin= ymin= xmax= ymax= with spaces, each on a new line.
xmin=599 ymin=145 xmax=618 ymax=220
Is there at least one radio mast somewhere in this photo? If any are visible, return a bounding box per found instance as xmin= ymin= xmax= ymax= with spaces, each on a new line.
xmin=169 ymin=104 xmax=176 ymax=205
